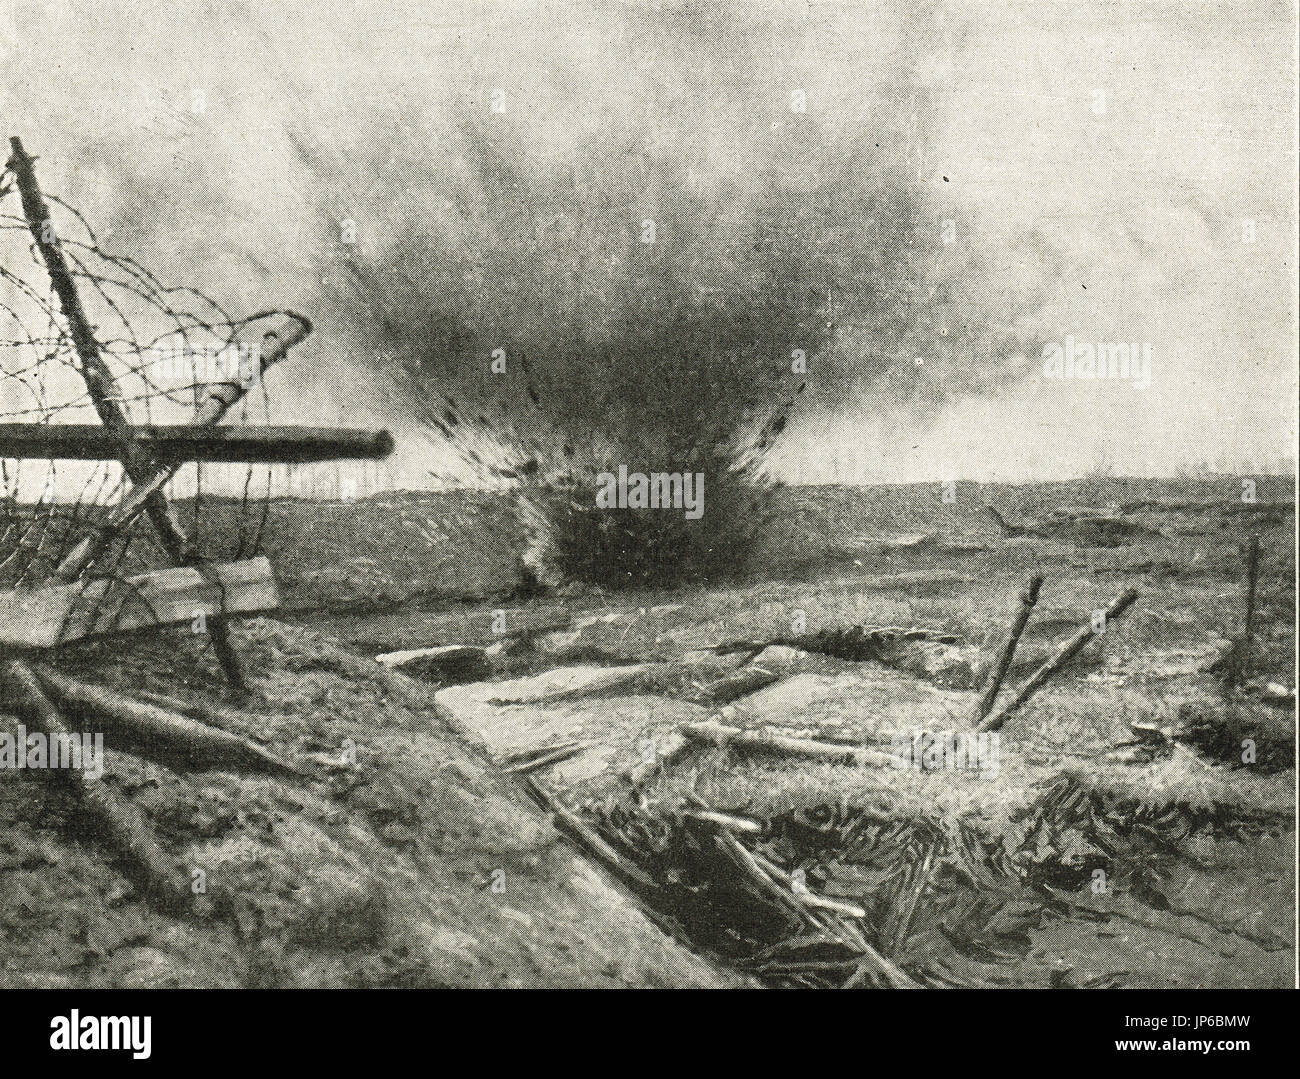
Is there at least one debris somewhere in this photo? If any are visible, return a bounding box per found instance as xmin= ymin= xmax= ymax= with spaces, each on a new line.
xmin=688 ymin=664 xmax=780 ymax=706
xmin=481 ymin=664 xmax=653 ymax=704
xmin=1167 ymin=702 xmax=1294 ymax=772
xmin=679 ymin=720 xmax=895 ymax=766
xmin=521 ymin=776 xmax=656 ymax=890
xmin=376 ymin=644 xmax=496 ymax=685
xmin=975 ymin=574 xmax=1043 ymax=720
xmin=978 ymin=588 xmax=1138 ymax=732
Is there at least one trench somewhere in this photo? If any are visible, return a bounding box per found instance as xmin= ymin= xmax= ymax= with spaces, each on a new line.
xmin=582 ymin=774 xmax=1292 ymax=988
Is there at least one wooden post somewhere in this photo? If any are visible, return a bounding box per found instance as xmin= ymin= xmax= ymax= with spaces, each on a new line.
xmin=6 ymin=137 xmax=253 ymax=689
xmin=1236 ymin=533 xmax=1260 ymax=687
xmin=975 ymin=574 xmax=1043 ymax=721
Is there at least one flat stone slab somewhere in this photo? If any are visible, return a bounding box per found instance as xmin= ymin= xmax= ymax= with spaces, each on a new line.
xmin=437 ymin=665 xmax=699 ymax=795
xmin=719 ymin=669 xmax=973 ymax=742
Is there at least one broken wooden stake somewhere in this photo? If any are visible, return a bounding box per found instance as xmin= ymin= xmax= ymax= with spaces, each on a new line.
xmin=975 ymin=574 xmax=1043 ymax=721
xmin=1235 ymin=533 xmax=1260 ymax=688
xmin=680 ymin=720 xmax=896 ymax=767
xmin=978 ymin=588 xmax=1139 ymax=732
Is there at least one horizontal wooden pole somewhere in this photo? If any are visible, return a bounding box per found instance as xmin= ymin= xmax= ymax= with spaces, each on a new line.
xmin=0 ymin=423 xmax=394 ymax=463
xmin=0 ymin=556 xmax=279 ymax=649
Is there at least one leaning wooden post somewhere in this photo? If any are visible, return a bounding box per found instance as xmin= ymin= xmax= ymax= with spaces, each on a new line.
xmin=7 ymin=136 xmax=244 ymax=686
xmin=978 ymin=588 xmax=1138 ymax=732
xmin=975 ymin=574 xmax=1043 ymax=721
xmin=51 ymin=315 xmax=312 ymax=583
xmin=8 ymin=136 xmax=311 ymax=692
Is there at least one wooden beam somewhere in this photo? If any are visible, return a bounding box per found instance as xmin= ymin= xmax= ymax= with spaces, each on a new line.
xmin=0 ymin=423 xmax=395 ymax=463
xmin=0 ymin=557 xmax=278 ymax=649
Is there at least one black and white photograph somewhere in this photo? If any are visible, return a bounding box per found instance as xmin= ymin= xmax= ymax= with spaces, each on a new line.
xmin=0 ymin=0 xmax=1295 ymax=1047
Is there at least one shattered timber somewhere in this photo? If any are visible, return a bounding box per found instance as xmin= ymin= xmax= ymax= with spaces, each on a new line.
xmin=1 ymin=1 xmax=1297 ymax=998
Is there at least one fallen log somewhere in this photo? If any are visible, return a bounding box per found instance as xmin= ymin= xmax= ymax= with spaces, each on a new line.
xmin=975 ymin=574 xmax=1043 ymax=720
xmin=131 ymin=686 xmax=254 ymax=732
xmin=680 ymin=720 xmax=896 ymax=767
xmin=0 ymin=423 xmax=394 ymax=464
xmin=977 ymin=588 xmax=1139 ymax=732
xmin=35 ymin=667 xmax=300 ymax=777
xmin=0 ymin=557 xmax=279 ymax=649
xmin=0 ymin=658 xmax=187 ymax=912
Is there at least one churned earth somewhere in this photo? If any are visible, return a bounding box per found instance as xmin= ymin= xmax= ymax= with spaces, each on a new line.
xmin=1 ymin=476 xmax=1293 ymax=987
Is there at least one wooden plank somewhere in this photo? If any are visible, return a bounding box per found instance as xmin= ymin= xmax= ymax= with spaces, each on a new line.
xmin=0 ymin=423 xmax=395 ymax=463
xmin=0 ymin=556 xmax=279 ymax=649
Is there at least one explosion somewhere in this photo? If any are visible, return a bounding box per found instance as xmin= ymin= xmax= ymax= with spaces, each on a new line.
xmin=286 ymin=4 xmax=1050 ymax=589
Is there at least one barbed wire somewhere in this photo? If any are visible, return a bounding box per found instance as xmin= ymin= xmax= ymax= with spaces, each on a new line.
xmin=0 ymin=166 xmax=281 ymax=612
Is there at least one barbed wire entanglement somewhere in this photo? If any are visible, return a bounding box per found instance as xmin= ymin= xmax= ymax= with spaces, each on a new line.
xmin=0 ymin=162 xmax=291 ymax=596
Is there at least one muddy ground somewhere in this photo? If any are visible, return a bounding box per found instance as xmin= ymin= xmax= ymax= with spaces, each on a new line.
xmin=1 ymin=476 xmax=1294 ymax=987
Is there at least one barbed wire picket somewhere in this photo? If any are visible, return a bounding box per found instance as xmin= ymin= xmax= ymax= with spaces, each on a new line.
xmin=0 ymin=149 xmax=298 ymax=597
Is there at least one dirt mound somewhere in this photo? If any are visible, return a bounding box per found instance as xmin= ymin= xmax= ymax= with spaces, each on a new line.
xmin=0 ymin=620 xmax=740 ymax=988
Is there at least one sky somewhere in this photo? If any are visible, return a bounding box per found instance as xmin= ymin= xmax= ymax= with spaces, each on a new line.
xmin=2 ymin=0 xmax=1296 ymax=494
